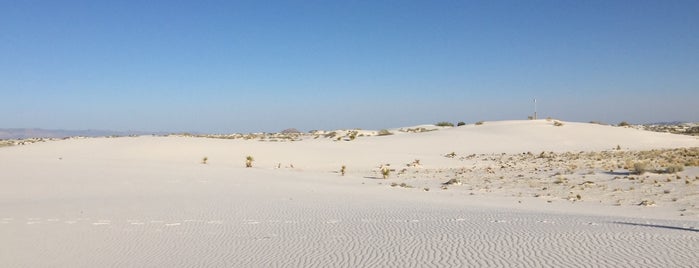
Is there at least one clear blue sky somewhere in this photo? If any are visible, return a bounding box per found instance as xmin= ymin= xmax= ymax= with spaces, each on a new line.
xmin=1 ymin=0 xmax=697 ymax=133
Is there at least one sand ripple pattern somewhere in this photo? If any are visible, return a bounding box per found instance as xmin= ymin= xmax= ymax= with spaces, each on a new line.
xmin=2 ymin=207 xmax=698 ymax=267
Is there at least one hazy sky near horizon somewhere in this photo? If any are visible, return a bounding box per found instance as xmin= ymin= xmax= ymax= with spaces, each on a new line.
xmin=1 ymin=1 xmax=698 ymax=133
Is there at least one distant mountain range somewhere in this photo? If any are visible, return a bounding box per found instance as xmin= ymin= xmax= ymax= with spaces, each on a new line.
xmin=0 ymin=128 xmax=169 ymax=140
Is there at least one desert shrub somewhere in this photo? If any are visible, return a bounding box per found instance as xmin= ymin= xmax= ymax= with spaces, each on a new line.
xmin=527 ymin=116 xmax=534 ymax=120
xmin=553 ymin=121 xmax=564 ymax=127
xmin=475 ymin=121 xmax=484 ymax=125
xmin=664 ymin=165 xmax=684 ymax=174
xmin=378 ymin=129 xmax=393 ymax=136
xmin=435 ymin=122 xmax=454 ymax=127
xmin=444 ymin=152 xmax=457 ymax=158
xmin=341 ymin=165 xmax=346 ymax=176
xmin=280 ymin=128 xmax=301 ymax=134
xmin=202 ymin=157 xmax=208 ymax=164
xmin=457 ymin=121 xmax=466 ymax=126
xmin=618 ymin=121 xmax=630 ymax=127
xmin=632 ymin=162 xmax=647 ymax=175
xmin=324 ymin=131 xmax=337 ymax=138
xmin=380 ymin=165 xmax=390 ymax=179
xmin=686 ymin=126 xmax=699 ymax=135
xmin=245 ymin=156 xmax=254 ymax=168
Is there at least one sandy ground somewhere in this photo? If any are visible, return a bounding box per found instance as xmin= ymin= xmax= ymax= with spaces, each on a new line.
xmin=1 ymin=120 xmax=698 ymax=267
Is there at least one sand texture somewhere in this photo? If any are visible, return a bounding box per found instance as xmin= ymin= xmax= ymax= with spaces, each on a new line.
xmin=1 ymin=120 xmax=698 ymax=267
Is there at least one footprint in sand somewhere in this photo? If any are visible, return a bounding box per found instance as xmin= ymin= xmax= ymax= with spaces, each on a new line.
xmin=92 ymin=220 xmax=111 ymax=226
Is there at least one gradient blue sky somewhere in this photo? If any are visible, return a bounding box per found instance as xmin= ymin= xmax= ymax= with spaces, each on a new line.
xmin=1 ymin=0 xmax=698 ymax=133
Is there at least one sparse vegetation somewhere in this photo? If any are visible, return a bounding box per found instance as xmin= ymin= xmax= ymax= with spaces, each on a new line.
xmin=378 ymin=129 xmax=393 ymax=136
xmin=380 ymin=165 xmax=391 ymax=179
xmin=618 ymin=121 xmax=630 ymax=127
xmin=245 ymin=156 xmax=254 ymax=168
xmin=457 ymin=121 xmax=466 ymax=126
xmin=407 ymin=159 xmax=421 ymax=167
xmin=475 ymin=121 xmax=484 ymax=125
xmin=202 ymin=157 xmax=208 ymax=164
xmin=435 ymin=122 xmax=454 ymax=127
xmin=324 ymin=131 xmax=337 ymax=138
xmin=553 ymin=121 xmax=564 ymax=127
xmin=632 ymin=162 xmax=647 ymax=175
xmin=341 ymin=165 xmax=346 ymax=176
xmin=442 ymin=178 xmax=462 ymax=185
xmin=348 ymin=131 xmax=358 ymax=140
xmin=445 ymin=152 xmax=457 ymax=158
xmin=664 ymin=165 xmax=684 ymax=174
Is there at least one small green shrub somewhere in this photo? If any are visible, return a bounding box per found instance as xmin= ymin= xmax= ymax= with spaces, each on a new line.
xmin=245 ymin=156 xmax=254 ymax=168
xmin=475 ymin=121 xmax=484 ymax=125
xmin=553 ymin=121 xmax=564 ymax=127
xmin=341 ymin=165 xmax=346 ymax=176
xmin=618 ymin=121 xmax=630 ymax=127
xmin=202 ymin=157 xmax=208 ymax=164
xmin=457 ymin=121 xmax=466 ymax=126
xmin=435 ymin=122 xmax=454 ymax=127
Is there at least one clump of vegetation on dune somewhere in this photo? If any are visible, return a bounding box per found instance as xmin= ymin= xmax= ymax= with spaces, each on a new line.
xmin=245 ymin=156 xmax=254 ymax=168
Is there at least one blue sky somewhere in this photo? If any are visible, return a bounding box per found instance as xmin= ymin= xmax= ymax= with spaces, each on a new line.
xmin=1 ymin=0 xmax=697 ymax=133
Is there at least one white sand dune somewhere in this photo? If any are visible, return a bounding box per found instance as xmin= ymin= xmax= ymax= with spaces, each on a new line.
xmin=1 ymin=120 xmax=698 ymax=267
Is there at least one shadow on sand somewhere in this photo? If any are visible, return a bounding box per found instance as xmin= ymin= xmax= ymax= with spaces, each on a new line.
xmin=613 ymin=221 xmax=698 ymax=233
xmin=603 ymin=171 xmax=631 ymax=176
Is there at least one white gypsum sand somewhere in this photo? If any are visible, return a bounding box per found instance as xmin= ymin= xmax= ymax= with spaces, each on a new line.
xmin=1 ymin=120 xmax=698 ymax=267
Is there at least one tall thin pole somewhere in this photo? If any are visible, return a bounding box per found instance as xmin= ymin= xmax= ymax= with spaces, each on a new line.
xmin=534 ymin=99 xmax=537 ymax=120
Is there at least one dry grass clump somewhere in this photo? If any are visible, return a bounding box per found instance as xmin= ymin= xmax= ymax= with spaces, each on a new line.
xmin=442 ymin=178 xmax=462 ymax=186
xmin=377 ymin=129 xmax=393 ymax=136
xmin=340 ymin=165 xmax=346 ymax=176
xmin=553 ymin=121 xmax=564 ymax=127
xmin=245 ymin=156 xmax=254 ymax=168
xmin=435 ymin=122 xmax=454 ymax=127
xmin=632 ymin=162 xmax=648 ymax=175
xmin=475 ymin=121 xmax=484 ymax=125
xmin=663 ymin=165 xmax=684 ymax=174
xmin=380 ymin=165 xmax=391 ymax=179
xmin=201 ymin=157 xmax=208 ymax=164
